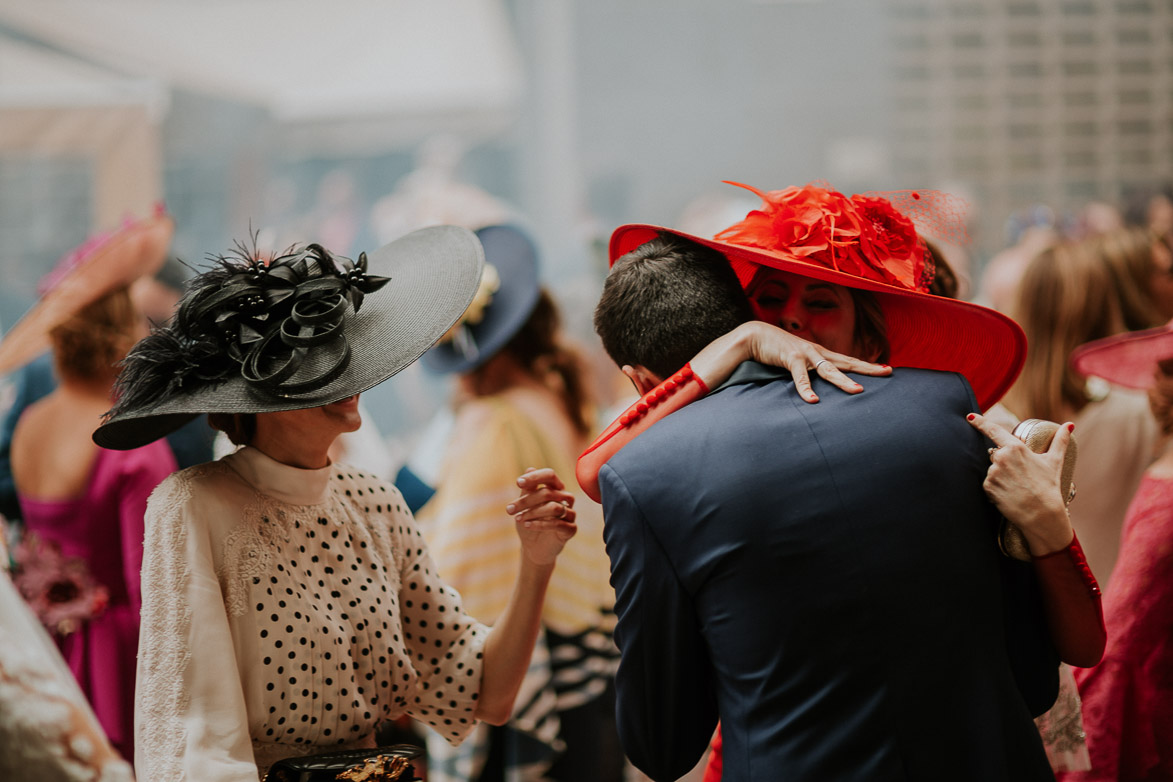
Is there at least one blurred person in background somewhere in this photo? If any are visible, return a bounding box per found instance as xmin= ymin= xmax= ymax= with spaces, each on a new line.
xmin=1001 ymin=230 xmax=1171 ymax=589
xmin=1124 ymin=184 xmax=1173 ymax=238
xmin=416 ymin=225 xmax=622 ymax=782
xmin=0 ymin=250 xmax=215 ymax=524
xmin=1095 ymin=226 xmax=1173 ymax=332
xmin=1059 ymin=327 xmax=1173 ymax=781
xmin=977 ymin=204 xmax=1059 ymax=313
xmin=0 ymin=212 xmax=179 ymax=763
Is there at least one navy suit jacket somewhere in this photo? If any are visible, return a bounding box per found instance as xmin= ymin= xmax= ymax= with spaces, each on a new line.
xmin=599 ymin=365 xmax=1057 ymax=782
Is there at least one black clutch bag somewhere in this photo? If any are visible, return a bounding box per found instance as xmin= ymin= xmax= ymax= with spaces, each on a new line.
xmin=264 ymin=744 xmax=423 ymax=782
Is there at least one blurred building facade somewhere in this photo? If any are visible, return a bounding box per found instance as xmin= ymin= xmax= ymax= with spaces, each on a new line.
xmin=888 ymin=0 xmax=1173 ymax=251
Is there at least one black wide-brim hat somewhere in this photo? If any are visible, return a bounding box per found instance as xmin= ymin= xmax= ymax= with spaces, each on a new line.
xmin=94 ymin=225 xmax=484 ymax=450
xmin=422 ymin=224 xmax=540 ymax=375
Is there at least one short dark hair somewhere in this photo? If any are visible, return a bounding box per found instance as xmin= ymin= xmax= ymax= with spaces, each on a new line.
xmin=594 ymin=235 xmax=753 ymax=378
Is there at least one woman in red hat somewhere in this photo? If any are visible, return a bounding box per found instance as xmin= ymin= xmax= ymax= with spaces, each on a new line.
xmin=572 ymin=182 xmax=1106 ymax=778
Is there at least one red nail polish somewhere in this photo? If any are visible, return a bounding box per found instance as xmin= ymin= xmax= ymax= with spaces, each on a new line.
xmin=966 ymin=413 xmax=976 ymax=421
xmin=1067 ymin=423 xmax=1075 ymax=432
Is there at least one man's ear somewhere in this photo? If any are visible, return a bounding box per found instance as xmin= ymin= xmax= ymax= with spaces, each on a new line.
xmin=621 ymin=364 xmax=662 ymax=396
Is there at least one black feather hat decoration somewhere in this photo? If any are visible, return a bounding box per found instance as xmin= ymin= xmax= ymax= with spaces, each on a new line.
xmin=94 ymin=226 xmax=485 ymax=451
xmin=109 ymin=242 xmax=389 ymax=418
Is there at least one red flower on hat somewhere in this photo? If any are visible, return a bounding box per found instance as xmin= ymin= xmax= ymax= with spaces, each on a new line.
xmin=715 ymin=182 xmax=930 ymax=293
xmin=851 ymin=195 xmax=927 ymax=291
xmin=715 ymin=183 xmax=861 ymax=264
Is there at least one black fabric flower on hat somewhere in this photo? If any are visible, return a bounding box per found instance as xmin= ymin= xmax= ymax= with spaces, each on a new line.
xmin=110 ymin=241 xmax=391 ymax=415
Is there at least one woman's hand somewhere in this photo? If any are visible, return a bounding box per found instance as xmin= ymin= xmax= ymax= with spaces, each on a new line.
xmin=967 ymin=413 xmax=1075 ymax=556
xmin=507 ymin=468 xmax=578 ymax=566
xmin=689 ymin=321 xmax=892 ymax=403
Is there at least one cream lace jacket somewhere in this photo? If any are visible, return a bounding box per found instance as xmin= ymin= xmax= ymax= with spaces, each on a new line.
xmin=135 ymin=447 xmax=488 ymax=781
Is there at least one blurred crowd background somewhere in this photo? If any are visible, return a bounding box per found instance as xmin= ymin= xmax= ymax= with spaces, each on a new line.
xmin=0 ymin=0 xmax=1171 ymax=451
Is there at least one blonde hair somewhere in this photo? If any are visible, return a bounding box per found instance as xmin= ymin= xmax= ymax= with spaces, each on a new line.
xmin=50 ymin=287 xmax=139 ymax=383
xmin=1003 ymin=240 xmax=1127 ymax=422
xmin=1095 ymin=226 xmax=1163 ymax=332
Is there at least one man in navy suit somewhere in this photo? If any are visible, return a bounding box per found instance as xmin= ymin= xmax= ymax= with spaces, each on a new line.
xmin=591 ymin=235 xmax=1057 ymax=781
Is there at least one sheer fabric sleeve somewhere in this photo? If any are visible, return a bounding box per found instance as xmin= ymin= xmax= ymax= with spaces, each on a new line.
xmin=390 ymin=507 xmax=489 ymax=746
xmin=135 ymin=471 xmax=257 ymax=782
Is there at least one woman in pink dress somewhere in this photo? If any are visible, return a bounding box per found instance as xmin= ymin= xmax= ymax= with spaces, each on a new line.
xmin=1060 ymin=323 xmax=1173 ymax=780
xmin=2 ymin=212 xmax=176 ymax=762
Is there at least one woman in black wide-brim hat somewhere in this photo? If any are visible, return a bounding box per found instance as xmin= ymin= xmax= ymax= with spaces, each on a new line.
xmin=94 ymin=226 xmax=579 ymax=780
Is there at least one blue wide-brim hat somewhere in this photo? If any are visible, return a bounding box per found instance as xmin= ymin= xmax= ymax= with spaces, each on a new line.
xmin=422 ymin=224 xmax=540 ymax=375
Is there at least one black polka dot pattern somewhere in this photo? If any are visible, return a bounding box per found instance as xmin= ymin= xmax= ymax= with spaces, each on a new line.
xmin=248 ymin=470 xmax=487 ymax=747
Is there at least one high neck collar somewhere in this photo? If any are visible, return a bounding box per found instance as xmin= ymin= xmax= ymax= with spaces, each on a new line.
xmin=223 ymin=446 xmax=332 ymax=506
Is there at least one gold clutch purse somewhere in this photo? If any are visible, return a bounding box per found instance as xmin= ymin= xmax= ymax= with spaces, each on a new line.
xmin=998 ymin=419 xmax=1078 ymax=562
xmin=264 ymin=744 xmax=421 ymax=782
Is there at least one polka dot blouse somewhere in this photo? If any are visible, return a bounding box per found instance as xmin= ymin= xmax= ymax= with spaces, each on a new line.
xmin=134 ymin=447 xmax=489 ymax=782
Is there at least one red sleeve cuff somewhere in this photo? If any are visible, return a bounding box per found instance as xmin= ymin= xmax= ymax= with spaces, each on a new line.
xmin=576 ymin=364 xmax=707 ymax=503
xmin=1031 ymin=532 xmax=1105 ymax=667
xmin=1032 ymin=532 xmax=1101 ymax=597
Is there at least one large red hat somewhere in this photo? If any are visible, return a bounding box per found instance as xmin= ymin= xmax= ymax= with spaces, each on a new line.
xmin=608 ymin=182 xmax=1026 ymax=411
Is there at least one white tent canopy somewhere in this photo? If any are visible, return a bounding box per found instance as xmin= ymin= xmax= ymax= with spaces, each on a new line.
xmin=0 ymin=0 xmax=523 ymax=134
xmin=0 ymin=0 xmax=524 ymax=223
xmin=0 ymin=33 xmax=165 ymax=111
